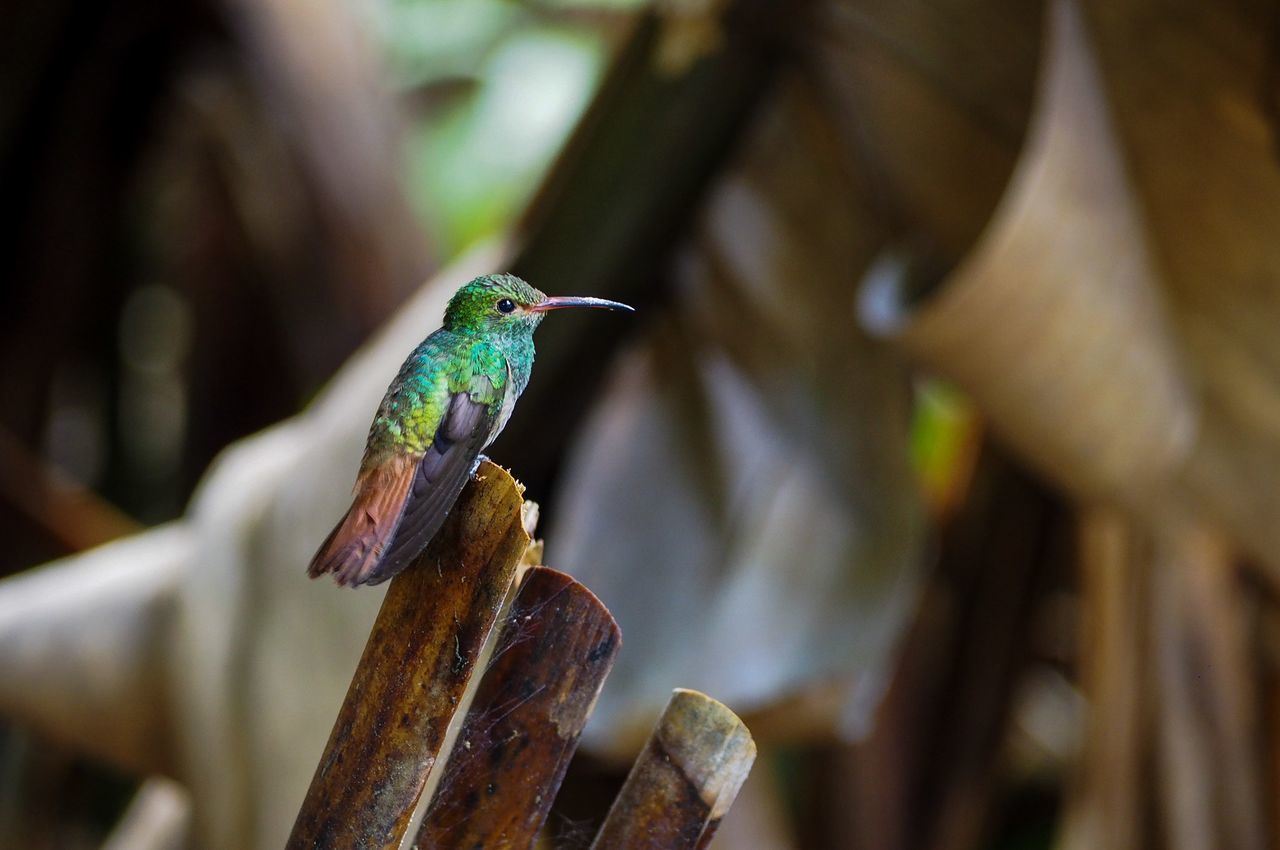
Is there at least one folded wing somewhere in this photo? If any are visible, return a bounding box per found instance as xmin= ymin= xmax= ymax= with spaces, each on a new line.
xmin=359 ymin=392 xmax=495 ymax=585
xmin=307 ymin=390 xmax=497 ymax=587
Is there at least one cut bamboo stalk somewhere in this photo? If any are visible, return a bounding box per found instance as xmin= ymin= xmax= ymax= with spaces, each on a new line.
xmin=285 ymin=461 xmax=528 ymax=850
xmin=1059 ymin=509 xmax=1149 ymax=850
xmin=705 ymin=762 xmax=799 ymax=850
xmin=415 ymin=566 xmax=620 ymax=849
xmin=589 ymin=689 xmax=756 ymax=850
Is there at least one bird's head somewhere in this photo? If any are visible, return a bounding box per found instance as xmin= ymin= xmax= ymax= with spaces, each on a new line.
xmin=442 ymin=274 xmax=633 ymax=338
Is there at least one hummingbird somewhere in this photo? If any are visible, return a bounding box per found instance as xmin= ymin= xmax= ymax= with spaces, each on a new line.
xmin=308 ymin=273 xmax=633 ymax=587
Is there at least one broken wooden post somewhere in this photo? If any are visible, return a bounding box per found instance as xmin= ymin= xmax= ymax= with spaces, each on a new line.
xmin=415 ymin=566 xmax=620 ymax=848
xmin=286 ymin=461 xmax=528 ymax=850
xmin=286 ymin=461 xmax=757 ymax=850
xmin=589 ymin=689 xmax=756 ymax=850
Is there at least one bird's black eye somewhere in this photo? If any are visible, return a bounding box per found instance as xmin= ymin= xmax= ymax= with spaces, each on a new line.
xmin=496 ymin=298 xmax=516 ymax=314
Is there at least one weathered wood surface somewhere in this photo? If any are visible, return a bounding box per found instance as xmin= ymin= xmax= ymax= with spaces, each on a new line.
xmin=415 ymin=566 xmax=620 ymax=849
xmin=286 ymin=461 xmax=528 ymax=850
xmin=590 ymin=689 xmax=756 ymax=850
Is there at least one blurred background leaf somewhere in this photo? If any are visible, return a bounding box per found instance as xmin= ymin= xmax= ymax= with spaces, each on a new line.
xmin=4 ymin=1 xmax=1280 ymax=849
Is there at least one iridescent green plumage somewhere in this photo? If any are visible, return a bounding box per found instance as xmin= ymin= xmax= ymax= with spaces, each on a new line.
xmin=308 ymin=273 xmax=632 ymax=587
xmin=364 ymin=275 xmax=541 ymax=463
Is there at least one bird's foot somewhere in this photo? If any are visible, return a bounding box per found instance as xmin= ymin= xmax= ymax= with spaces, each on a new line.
xmin=469 ymin=454 xmax=490 ymax=477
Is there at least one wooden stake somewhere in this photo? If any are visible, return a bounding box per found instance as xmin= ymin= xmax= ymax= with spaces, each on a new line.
xmin=415 ymin=567 xmax=620 ymax=849
xmin=590 ymin=689 xmax=756 ymax=850
xmin=286 ymin=461 xmax=528 ymax=850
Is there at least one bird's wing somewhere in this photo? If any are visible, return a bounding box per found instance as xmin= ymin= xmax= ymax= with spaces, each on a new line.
xmin=306 ymin=453 xmax=418 ymax=585
xmin=356 ymin=381 xmax=501 ymax=585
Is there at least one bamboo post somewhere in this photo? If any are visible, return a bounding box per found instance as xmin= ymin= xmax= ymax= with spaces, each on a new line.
xmin=286 ymin=461 xmax=529 ymax=850
xmin=589 ymin=689 xmax=756 ymax=850
xmin=415 ymin=566 xmax=621 ymax=848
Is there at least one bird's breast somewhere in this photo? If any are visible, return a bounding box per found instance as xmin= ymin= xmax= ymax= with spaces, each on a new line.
xmin=486 ymin=360 xmax=519 ymax=448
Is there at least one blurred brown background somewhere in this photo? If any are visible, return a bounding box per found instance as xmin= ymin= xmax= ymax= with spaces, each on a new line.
xmin=2 ymin=0 xmax=1280 ymax=848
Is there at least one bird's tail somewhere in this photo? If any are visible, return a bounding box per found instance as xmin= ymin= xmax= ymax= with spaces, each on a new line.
xmin=307 ymin=455 xmax=416 ymax=587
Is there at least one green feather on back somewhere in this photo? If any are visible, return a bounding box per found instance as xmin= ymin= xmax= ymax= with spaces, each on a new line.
xmin=363 ymin=275 xmax=544 ymax=465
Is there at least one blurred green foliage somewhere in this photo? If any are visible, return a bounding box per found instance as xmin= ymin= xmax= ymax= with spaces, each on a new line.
xmin=911 ymin=378 xmax=977 ymax=507
xmin=365 ymin=0 xmax=642 ymax=257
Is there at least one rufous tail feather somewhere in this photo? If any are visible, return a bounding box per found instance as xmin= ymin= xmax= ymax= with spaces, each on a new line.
xmin=307 ymin=454 xmax=416 ymax=587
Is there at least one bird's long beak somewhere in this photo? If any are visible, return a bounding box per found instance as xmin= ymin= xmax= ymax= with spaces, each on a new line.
xmin=529 ymin=295 xmax=635 ymax=313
